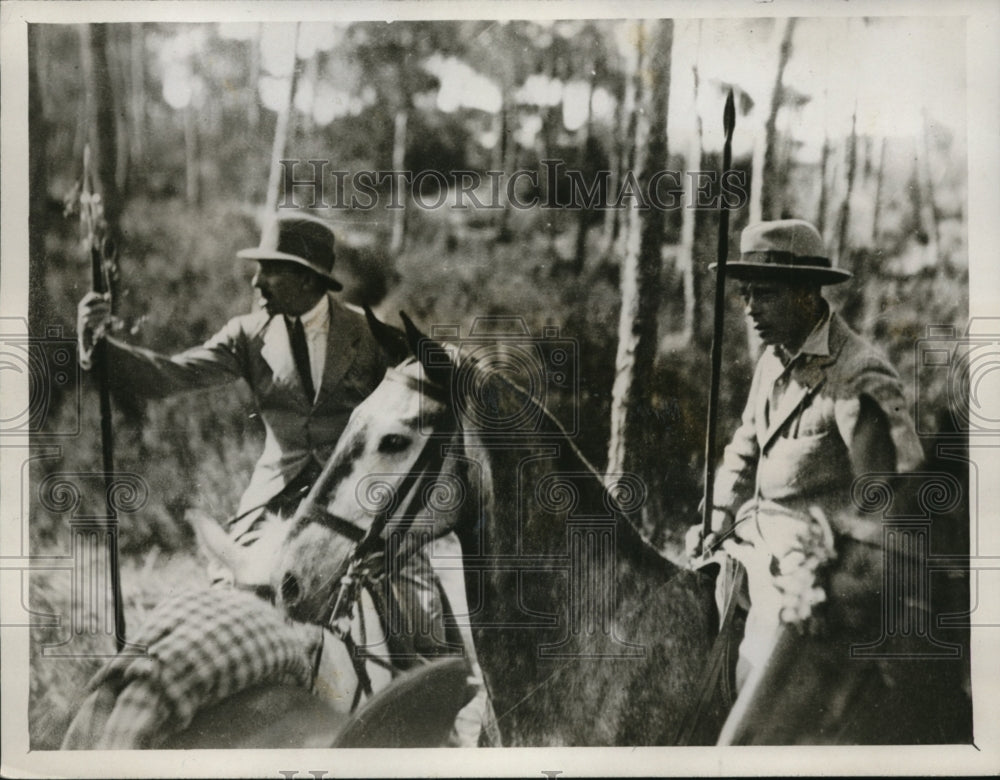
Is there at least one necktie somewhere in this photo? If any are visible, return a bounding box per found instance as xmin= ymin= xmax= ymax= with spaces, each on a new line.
xmin=287 ymin=317 xmax=316 ymax=403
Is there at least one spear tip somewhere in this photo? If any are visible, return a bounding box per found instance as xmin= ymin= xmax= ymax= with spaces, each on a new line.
xmin=723 ymin=88 xmax=736 ymax=137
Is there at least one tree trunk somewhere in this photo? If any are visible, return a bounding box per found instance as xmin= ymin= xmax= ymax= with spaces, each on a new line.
xmin=494 ymin=95 xmax=515 ymax=243
xmin=609 ymin=31 xmax=644 ymax=265
xmin=835 ymin=105 xmax=858 ymax=268
xmin=130 ymin=23 xmax=145 ymax=160
xmin=249 ymin=25 xmax=261 ymax=132
xmin=600 ymin=73 xmax=629 ymax=262
xmin=539 ymin=107 xmax=559 ymax=259
xmin=745 ymin=17 xmax=796 ymax=360
xmin=920 ymin=109 xmax=942 ymax=266
xmin=748 ymin=17 xmax=797 ymax=224
xmin=679 ymin=23 xmax=703 ymax=345
xmin=34 ymin=25 xmax=53 ymax=118
xmin=28 ymin=24 xmax=50 ymax=336
xmin=606 ymin=19 xmax=672 ymax=542
xmin=571 ymin=65 xmax=597 ymax=275
xmin=816 ymin=136 xmax=830 ymax=236
xmin=110 ymin=25 xmax=131 ymax=198
xmin=871 ymin=136 xmax=887 ymax=244
xmin=837 ymin=107 xmax=865 ymax=325
xmin=264 ymin=24 xmax=300 ymax=215
xmin=389 ymin=107 xmax=409 ymax=257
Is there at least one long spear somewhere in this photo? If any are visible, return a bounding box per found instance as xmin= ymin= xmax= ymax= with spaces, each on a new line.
xmin=701 ymin=89 xmax=736 ymax=549
xmin=81 ymin=144 xmax=126 ymax=651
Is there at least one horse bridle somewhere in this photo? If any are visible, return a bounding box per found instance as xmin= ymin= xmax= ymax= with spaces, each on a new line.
xmin=303 ymin=368 xmax=458 ymax=710
xmin=308 ymin=370 xmax=455 ymax=566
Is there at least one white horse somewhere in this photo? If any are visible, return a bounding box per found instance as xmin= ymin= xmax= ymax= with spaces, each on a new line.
xmin=61 ymin=468 xmax=476 ymax=749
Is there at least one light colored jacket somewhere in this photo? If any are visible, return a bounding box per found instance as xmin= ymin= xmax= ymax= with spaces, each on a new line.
xmin=713 ymin=311 xmax=924 ymax=543
xmin=104 ymin=295 xmax=390 ymax=515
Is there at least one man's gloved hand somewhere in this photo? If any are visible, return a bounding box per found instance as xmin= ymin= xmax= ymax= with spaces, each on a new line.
xmin=685 ymin=508 xmax=735 ymax=561
xmin=77 ymin=291 xmax=112 ymax=368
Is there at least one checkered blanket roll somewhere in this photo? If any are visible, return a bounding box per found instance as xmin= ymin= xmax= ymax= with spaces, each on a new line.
xmin=62 ymin=588 xmax=322 ymax=749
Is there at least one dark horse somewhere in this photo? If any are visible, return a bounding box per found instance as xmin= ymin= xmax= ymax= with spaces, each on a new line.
xmin=264 ymin=312 xmax=729 ymax=746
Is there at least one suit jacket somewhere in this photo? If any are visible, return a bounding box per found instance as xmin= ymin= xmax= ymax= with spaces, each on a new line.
xmin=713 ymin=311 xmax=924 ymax=543
xmin=104 ymin=294 xmax=391 ymax=515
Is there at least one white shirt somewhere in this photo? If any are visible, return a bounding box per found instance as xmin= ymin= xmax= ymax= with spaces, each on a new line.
xmin=766 ymin=307 xmax=831 ymax=425
xmin=286 ymin=294 xmax=328 ymax=402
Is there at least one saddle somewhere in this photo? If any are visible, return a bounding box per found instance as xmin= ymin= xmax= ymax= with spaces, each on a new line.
xmin=164 ymin=657 xmax=477 ymax=749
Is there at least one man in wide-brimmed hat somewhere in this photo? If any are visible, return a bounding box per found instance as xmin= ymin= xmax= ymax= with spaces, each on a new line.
xmin=685 ymin=219 xmax=956 ymax=743
xmin=77 ymin=211 xmax=449 ymax=661
xmin=79 ymin=212 xmax=388 ymax=530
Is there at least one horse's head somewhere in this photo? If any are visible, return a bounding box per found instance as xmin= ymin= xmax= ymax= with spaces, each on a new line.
xmin=262 ymin=312 xmax=460 ymax=627
xmin=200 ymin=310 xmax=580 ymax=630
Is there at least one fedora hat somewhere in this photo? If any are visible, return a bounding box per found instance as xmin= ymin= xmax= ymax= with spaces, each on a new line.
xmin=711 ymin=218 xmax=852 ymax=286
xmin=237 ymin=213 xmax=342 ymax=291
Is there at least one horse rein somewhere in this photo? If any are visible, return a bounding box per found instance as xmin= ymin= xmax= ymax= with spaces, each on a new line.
xmin=317 ymin=370 xmax=458 ymax=711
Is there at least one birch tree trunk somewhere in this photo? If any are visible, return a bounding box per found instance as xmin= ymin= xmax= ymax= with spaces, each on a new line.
xmin=600 ymin=74 xmax=629 ymax=262
xmin=606 ymin=19 xmax=673 ymax=540
xmin=609 ymin=30 xmax=643 ymax=265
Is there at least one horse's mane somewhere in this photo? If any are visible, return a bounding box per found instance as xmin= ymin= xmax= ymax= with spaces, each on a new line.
xmin=409 ymin=347 xmax=678 ymax=572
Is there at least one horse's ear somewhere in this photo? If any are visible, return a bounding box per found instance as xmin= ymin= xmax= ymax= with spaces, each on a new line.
xmin=399 ymin=310 xmax=425 ymax=357
xmin=400 ymin=310 xmax=454 ymax=388
xmin=364 ymin=304 xmax=409 ymax=365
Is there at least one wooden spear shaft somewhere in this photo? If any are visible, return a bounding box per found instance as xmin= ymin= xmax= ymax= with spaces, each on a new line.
xmin=701 ymin=89 xmax=736 ymax=542
xmin=83 ymin=145 xmax=126 ymax=651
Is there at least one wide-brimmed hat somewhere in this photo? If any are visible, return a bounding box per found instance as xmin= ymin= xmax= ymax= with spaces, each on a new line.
xmin=237 ymin=213 xmax=342 ymax=291
xmin=711 ymin=218 xmax=852 ymax=286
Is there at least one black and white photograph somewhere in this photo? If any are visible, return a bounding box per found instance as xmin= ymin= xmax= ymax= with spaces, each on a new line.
xmin=1 ymin=0 xmax=998 ymax=776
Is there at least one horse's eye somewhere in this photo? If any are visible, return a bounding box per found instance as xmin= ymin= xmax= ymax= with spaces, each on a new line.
xmin=378 ymin=433 xmax=412 ymax=454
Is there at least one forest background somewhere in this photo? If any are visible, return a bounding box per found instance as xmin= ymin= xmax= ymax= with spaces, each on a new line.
xmin=21 ymin=15 xmax=969 ymax=748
